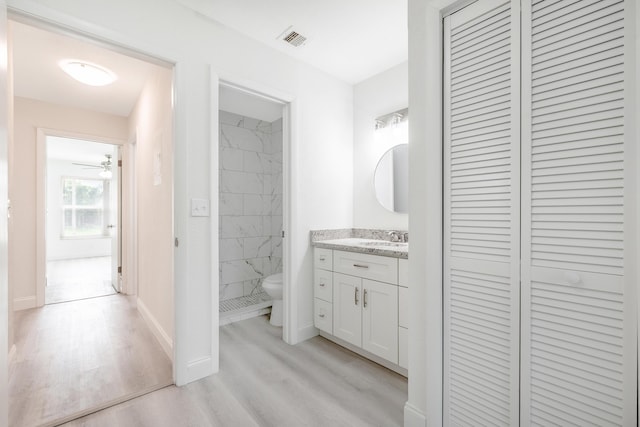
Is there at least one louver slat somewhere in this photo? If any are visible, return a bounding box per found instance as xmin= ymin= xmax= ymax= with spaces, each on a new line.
xmin=521 ymin=0 xmax=634 ymax=425
xmin=444 ymin=1 xmax=519 ymax=425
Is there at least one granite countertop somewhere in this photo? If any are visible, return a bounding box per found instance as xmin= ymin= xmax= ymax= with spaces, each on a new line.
xmin=310 ymin=229 xmax=408 ymax=259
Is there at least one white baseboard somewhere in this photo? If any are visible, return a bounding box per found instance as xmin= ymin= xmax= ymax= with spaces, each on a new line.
xmin=137 ymin=297 xmax=173 ymax=361
xmin=320 ymin=332 xmax=408 ymax=377
xmin=8 ymin=344 xmax=16 ymax=364
xmin=14 ymin=296 xmax=36 ymax=311
xmin=8 ymin=344 xmax=17 ymax=379
xmin=296 ymin=323 xmax=319 ymax=343
xmin=404 ymin=402 xmax=426 ymax=427
xmin=186 ymin=356 xmax=214 ymax=384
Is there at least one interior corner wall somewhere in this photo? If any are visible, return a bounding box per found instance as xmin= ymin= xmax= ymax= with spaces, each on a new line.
xmin=353 ymin=61 xmax=409 ymax=230
xmin=128 ymin=67 xmax=174 ymax=357
xmin=9 ymin=97 xmax=128 ymax=309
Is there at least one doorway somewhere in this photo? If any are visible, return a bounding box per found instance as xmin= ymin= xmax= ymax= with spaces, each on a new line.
xmin=8 ymin=17 xmax=175 ymax=426
xmin=217 ymin=84 xmax=286 ymax=327
xmin=43 ymin=136 xmax=120 ymax=304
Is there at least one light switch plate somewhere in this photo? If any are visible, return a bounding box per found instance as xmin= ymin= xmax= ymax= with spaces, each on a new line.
xmin=191 ymin=198 xmax=210 ymax=217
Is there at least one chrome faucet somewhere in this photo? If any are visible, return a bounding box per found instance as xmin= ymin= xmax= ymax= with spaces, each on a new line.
xmin=388 ymin=230 xmax=408 ymax=243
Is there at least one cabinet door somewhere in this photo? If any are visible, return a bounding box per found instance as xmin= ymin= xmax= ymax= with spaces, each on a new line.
xmin=362 ymin=279 xmax=398 ymax=363
xmin=521 ymin=0 xmax=636 ymax=424
xmin=332 ymin=273 xmax=362 ymax=347
xmin=443 ymin=0 xmax=521 ymax=425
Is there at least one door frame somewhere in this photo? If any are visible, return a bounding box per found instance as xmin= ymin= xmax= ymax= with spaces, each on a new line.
xmin=214 ymin=75 xmax=297 ymax=345
xmin=35 ymin=128 xmax=127 ymax=306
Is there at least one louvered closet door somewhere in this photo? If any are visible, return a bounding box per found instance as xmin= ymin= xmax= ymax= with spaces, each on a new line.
xmin=521 ymin=0 xmax=637 ymax=425
xmin=443 ymin=1 xmax=520 ymax=425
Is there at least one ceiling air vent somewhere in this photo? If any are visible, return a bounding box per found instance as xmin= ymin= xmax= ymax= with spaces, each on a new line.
xmin=278 ymin=26 xmax=308 ymax=47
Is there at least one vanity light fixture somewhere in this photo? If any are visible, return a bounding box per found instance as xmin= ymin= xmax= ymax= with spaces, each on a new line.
xmin=59 ymin=60 xmax=117 ymax=86
xmin=374 ymin=108 xmax=409 ymax=131
xmin=391 ymin=113 xmax=403 ymax=128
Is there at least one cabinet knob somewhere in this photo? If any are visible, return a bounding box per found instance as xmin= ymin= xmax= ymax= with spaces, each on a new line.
xmin=319 ymin=313 xmax=325 ymax=318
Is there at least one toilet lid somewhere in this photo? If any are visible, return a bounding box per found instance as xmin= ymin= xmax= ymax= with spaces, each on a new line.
xmin=263 ymin=273 xmax=283 ymax=285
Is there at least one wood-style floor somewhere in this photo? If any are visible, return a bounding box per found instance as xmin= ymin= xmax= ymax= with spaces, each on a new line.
xmin=46 ymin=257 xmax=116 ymax=304
xmin=62 ymin=315 xmax=408 ymax=427
xmin=9 ymin=295 xmax=173 ymax=427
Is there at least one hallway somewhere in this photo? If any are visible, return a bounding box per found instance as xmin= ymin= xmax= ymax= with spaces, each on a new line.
xmin=9 ymin=295 xmax=172 ymax=427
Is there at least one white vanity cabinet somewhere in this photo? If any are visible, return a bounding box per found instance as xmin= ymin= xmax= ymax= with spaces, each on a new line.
xmin=314 ymin=247 xmax=405 ymax=370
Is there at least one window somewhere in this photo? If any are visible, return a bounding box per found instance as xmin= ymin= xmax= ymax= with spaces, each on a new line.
xmin=61 ymin=177 xmax=109 ymax=238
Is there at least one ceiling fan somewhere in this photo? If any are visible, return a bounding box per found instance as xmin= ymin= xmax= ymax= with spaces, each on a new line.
xmin=72 ymin=153 xmax=113 ymax=178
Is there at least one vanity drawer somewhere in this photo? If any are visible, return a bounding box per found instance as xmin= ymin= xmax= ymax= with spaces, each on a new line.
xmin=314 ymin=298 xmax=333 ymax=334
xmin=399 ymin=258 xmax=409 ymax=288
xmin=314 ymin=248 xmax=333 ymax=270
xmin=333 ymin=250 xmax=398 ymax=284
xmin=398 ymin=286 xmax=408 ymax=328
xmin=314 ymin=269 xmax=333 ymax=302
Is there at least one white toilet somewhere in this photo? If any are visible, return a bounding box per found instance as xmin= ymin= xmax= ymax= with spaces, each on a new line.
xmin=262 ymin=273 xmax=283 ymax=326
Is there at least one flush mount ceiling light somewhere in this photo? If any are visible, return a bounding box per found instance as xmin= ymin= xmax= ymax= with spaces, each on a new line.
xmin=59 ymin=60 xmax=117 ymax=86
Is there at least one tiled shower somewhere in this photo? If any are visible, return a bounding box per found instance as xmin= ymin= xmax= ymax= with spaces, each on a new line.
xmin=218 ymin=110 xmax=283 ymax=322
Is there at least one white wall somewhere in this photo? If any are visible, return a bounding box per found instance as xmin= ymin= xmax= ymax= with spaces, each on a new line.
xmin=6 ymin=0 xmax=355 ymax=384
xmin=353 ymin=61 xmax=408 ymax=230
xmin=45 ymin=158 xmax=112 ymax=261
xmin=9 ymin=97 xmax=128 ymax=310
xmin=128 ymin=67 xmax=174 ymax=359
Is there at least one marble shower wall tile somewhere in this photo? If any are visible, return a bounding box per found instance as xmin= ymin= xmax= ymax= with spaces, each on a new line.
xmin=220 ymin=170 xmax=263 ymax=195
xmin=243 ymin=279 xmax=262 ymax=296
xmin=220 ymin=124 xmax=265 ymax=152
xmin=220 ymin=193 xmax=243 ymax=216
xmin=243 ymin=195 xmax=270 ymax=216
xmin=220 ymin=281 xmax=244 ymax=300
xmin=219 ymin=111 xmax=283 ymax=300
xmin=220 ymin=238 xmax=244 ymax=262
xmin=244 ymin=236 xmax=272 ymax=259
xmin=220 ymin=147 xmax=244 ymax=171
xmin=221 ymin=216 xmax=263 ymax=239
xmin=220 ymin=258 xmax=264 ymax=285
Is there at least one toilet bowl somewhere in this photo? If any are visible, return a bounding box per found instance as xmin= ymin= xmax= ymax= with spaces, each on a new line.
xmin=262 ymin=273 xmax=283 ymax=326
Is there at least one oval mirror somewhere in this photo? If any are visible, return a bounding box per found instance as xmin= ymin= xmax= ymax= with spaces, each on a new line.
xmin=374 ymin=143 xmax=409 ymax=214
